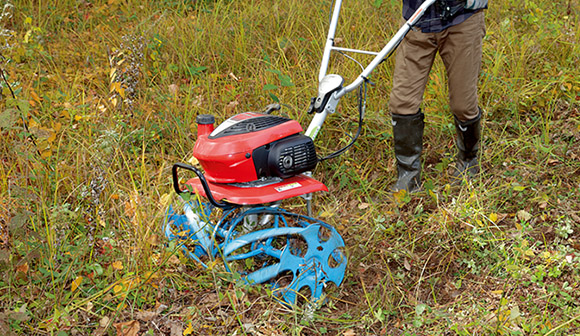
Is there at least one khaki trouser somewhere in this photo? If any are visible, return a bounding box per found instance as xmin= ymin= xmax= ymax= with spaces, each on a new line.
xmin=389 ymin=11 xmax=486 ymax=122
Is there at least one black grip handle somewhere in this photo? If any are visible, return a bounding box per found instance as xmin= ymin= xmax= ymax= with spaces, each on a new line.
xmin=172 ymin=162 xmax=230 ymax=208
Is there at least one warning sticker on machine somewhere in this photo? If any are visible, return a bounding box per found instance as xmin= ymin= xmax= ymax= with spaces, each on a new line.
xmin=275 ymin=182 xmax=302 ymax=192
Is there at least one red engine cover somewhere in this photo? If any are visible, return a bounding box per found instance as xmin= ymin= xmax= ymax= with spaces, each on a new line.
xmin=194 ymin=112 xmax=304 ymax=183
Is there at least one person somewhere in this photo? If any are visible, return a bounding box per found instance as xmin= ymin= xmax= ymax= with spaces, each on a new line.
xmin=389 ymin=0 xmax=487 ymax=192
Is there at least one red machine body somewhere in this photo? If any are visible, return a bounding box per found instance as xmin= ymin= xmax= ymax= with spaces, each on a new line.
xmin=194 ymin=112 xmax=302 ymax=183
xmin=184 ymin=112 xmax=325 ymax=205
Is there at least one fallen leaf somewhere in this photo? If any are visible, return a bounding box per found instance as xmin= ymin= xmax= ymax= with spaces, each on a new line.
xmin=52 ymin=122 xmax=62 ymax=132
xmin=155 ymin=303 xmax=168 ymax=314
xmin=358 ymin=202 xmax=370 ymax=210
xmin=183 ymin=322 xmax=194 ymax=335
xmin=91 ymin=326 xmax=107 ymax=336
xmin=16 ymin=262 xmax=28 ymax=274
xmin=168 ymin=84 xmax=179 ymax=96
xmin=112 ymin=261 xmax=123 ymax=270
xmin=168 ymin=255 xmax=180 ymax=264
xmin=124 ymin=199 xmax=136 ymax=219
xmin=509 ymin=305 xmax=521 ymax=321
xmin=135 ymin=311 xmax=157 ymax=322
xmin=415 ymin=303 xmax=428 ymax=316
xmin=495 ymin=213 xmax=508 ymax=223
xmin=187 ymin=156 xmax=199 ymax=166
xmin=99 ymin=316 xmax=110 ymax=328
xmin=114 ymin=320 xmax=140 ymax=336
xmin=30 ymin=90 xmax=41 ymax=104
xmin=200 ymin=292 xmax=220 ymax=305
xmin=71 ymin=276 xmax=83 ymax=292
xmin=168 ymin=320 xmax=182 ymax=336
xmin=5 ymin=311 xmax=30 ymax=322
xmin=41 ymin=149 xmax=52 ymax=158
xmin=0 ymin=317 xmax=9 ymax=336
xmin=147 ymin=234 xmax=159 ymax=246
xmin=516 ymin=210 xmax=532 ymax=222
xmin=110 ymin=82 xmax=121 ymax=93
xmin=343 ymin=329 xmax=356 ymax=336
xmin=46 ymin=130 xmax=56 ymax=143
xmin=403 ymin=258 xmax=411 ymax=271
xmin=393 ymin=189 xmax=408 ymax=204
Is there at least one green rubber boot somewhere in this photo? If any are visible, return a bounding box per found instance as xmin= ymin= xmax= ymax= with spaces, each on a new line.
xmin=452 ymin=110 xmax=481 ymax=182
xmin=391 ymin=111 xmax=424 ymax=193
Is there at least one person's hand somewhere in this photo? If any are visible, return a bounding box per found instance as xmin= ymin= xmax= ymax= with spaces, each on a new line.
xmin=465 ymin=0 xmax=487 ymax=10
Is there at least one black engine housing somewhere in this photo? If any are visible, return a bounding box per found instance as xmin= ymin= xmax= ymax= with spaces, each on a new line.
xmin=252 ymin=134 xmax=318 ymax=179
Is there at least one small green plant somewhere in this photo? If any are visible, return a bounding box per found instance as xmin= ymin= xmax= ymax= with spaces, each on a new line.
xmin=263 ymin=68 xmax=294 ymax=102
xmin=555 ymin=218 xmax=574 ymax=239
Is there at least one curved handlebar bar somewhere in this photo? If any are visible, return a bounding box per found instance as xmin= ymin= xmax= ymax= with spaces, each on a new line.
xmin=172 ymin=163 xmax=231 ymax=208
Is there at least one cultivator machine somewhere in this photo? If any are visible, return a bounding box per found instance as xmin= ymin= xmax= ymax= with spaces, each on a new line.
xmin=164 ymin=0 xmax=439 ymax=305
xmin=164 ymin=112 xmax=347 ymax=305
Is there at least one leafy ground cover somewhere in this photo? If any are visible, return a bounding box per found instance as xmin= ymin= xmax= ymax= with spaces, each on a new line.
xmin=0 ymin=0 xmax=579 ymax=335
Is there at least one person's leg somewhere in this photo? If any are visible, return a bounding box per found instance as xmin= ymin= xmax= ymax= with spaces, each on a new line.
xmin=438 ymin=11 xmax=485 ymax=122
xmin=438 ymin=11 xmax=486 ymax=180
xmin=389 ymin=26 xmax=438 ymax=192
xmin=389 ymin=25 xmax=439 ymax=116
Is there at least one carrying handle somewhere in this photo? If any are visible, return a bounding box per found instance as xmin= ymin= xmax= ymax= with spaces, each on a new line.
xmin=172 ymin=163 xmax=230 ymax=208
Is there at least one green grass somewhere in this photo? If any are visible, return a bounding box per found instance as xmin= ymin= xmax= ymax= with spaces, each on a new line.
xmin=1 ymin=0 xmax=579 ymax=335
